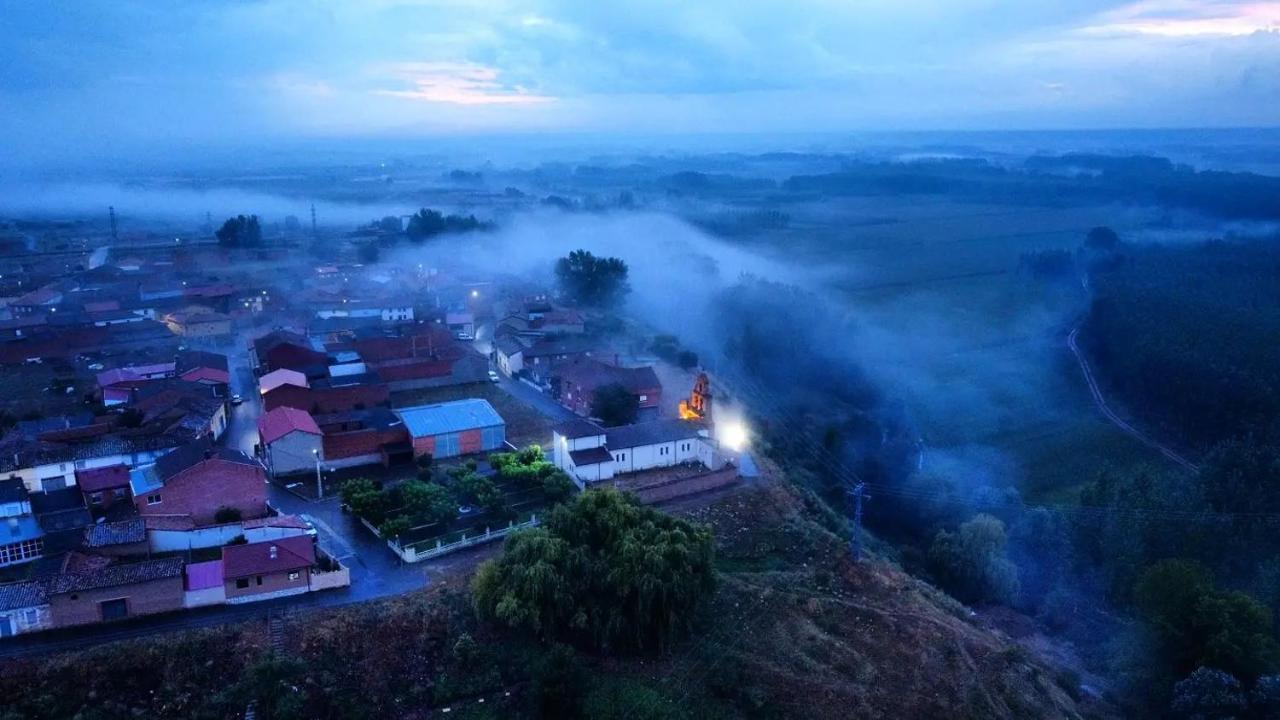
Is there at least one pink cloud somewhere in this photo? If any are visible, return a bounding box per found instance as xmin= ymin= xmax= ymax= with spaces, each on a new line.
xmin=371 ymin=62 xmax=553 ymax=105
xmin=1082 ymin=0 xmax=1280 ymax=36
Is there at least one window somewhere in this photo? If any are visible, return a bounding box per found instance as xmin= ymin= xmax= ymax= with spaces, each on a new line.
xmin=639 ymin=394 xmax=648 ymax=402
xmin=0 ymin=538 xmax=43 ymax=565
xmin=288 ymin=571 xmax=300 ymax=581
xmin=235 ymin=578 xmax=249 ymax=589
xmin=89 ymin=492 xmax=103 ymax=504
xmin=146 ymin=494 xmax=162 ymax=505
xmin=23 ymin=608 xmax=37 ymax=624
xmin=256 ymin=576 xmax=263 ymax=586
xmin=113 ymin=488 xmax=128 ymax=499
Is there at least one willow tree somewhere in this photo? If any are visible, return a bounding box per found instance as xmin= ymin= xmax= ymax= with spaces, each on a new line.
xmin=472 ymin=488 xmax=715 ymax=653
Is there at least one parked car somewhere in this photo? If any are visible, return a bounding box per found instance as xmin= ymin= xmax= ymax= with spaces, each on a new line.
xmin=455 ymin=331 xmax=474 ymax=341
xmin=230 ymin=394 xmax=244 ymax=405
xmin=297 ymin=514 xmax=319 ymax=538
xmin=488 ymin=370 xmax=501 ymax=383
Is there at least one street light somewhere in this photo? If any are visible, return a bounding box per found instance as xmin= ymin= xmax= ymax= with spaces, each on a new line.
xmin=312 ymin=448 xmax=324 ymax=498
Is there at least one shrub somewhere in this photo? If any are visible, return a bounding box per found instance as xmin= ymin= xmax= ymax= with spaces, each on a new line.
xmin=379 ymin=517 xmax=411 ymax=541
xmin=926 ymin=514 xmax=1020 ymax=605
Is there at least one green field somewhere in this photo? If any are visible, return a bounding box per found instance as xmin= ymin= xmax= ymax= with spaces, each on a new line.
xmin=725 ymin=194 xmax=1175 ymax=504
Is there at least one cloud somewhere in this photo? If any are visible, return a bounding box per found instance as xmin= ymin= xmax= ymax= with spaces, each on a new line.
xmin=1080 ymin=0 xmax=1280 ymax=36
xmin=370 ymin=61 xmax=553 ymax=105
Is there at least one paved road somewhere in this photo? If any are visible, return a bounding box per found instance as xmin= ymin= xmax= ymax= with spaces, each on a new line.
xmin=1067 ymin=325 xmax=1199 ymax=473
xmin=496 ymin=375 xmax=576 ymax=424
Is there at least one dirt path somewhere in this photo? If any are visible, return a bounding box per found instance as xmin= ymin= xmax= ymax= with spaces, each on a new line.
xmin=1067 ymin=325 xmax=1199 ymax=473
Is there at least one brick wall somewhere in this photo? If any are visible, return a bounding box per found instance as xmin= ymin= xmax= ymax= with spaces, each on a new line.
xmin=136 ymin=458 xmax=268 ymax=526
xmin=616 ymin=466 xmax=740 ymax=505
xmin=49 ymin=576 xmax=184 ymax=628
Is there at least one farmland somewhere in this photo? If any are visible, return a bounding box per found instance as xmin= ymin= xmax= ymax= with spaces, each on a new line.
xmin=702 ymin=193 xmax=1177 ymax=504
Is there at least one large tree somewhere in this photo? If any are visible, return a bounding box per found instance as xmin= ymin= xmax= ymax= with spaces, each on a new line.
xmin=406 ymin=208 xmax=488 ymax=242
xmin=215 ymin=214 xmax=263 ymax=247
xmin=555 ymin=249 xmax=630 ymax=307
xmin=472 ymin=488 xmax=715 ymax=653
xmin=590 ymin=383 xmax=639 ymax=426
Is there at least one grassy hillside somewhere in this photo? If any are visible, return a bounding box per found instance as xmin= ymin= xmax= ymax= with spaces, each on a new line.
xmin=0 ymin=471 xmax=1108 ymax=720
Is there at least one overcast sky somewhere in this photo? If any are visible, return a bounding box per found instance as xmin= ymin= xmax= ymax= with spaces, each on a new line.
xmin=1 ymin=0 xmax=1277 ymax=167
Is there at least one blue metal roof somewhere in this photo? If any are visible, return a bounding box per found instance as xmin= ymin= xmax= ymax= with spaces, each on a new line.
xmin=396 ymin=399 xmax=505 ymax=438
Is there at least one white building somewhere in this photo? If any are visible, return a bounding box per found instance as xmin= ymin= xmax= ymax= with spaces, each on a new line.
xmin=315 ymin=301 xmax=414 ymax=322
xmin=552 ymin=418 xmax=719 ymax=488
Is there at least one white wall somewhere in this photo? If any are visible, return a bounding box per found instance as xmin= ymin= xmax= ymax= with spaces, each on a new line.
xmin=497 ymin=349 xmax=523 ymax=376
xmin=150 ymin=521 xmax=308 ymax=552
xmin=266 ymin=431 xmax=323 ymax=476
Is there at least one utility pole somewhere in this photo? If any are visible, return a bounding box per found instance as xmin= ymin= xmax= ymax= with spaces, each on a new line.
xmin=108 ymin=206 xmax=118 ymax=242
xmin=310 ymin=203 xmax=318 ymax=239
xmin=849 ymin=482 xmax=870 ymax=562
xmin=312 ymin=448 xmax=324 ymax=498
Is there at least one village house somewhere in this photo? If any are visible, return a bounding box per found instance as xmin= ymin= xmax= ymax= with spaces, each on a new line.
xmin=495 ymin=335 xmax=597 ymax=380
xmin=221 ymin=535 xmax=315 ymax=604
xmin=74 ymin=464 xmax=133 ymax=511
xmin=175 ymin=349 xmax=231 ymax=391
xmin=32 ymin=488 xmax=94 ymax=554
xmin=45 ymin=557 xmax=186 ymax=627
xmin=317 ymin=407 xmax=413 ymax=469
xmin=0 ymin=421 xmax=190 ymax=494
xmin=162 ymin=308 xmax=232 ymax=338
xmin=0 ymin=478 xmax=44 ymax=568
xmin=129 ymin=443 xmax=268 ymax=526
xmin=552 ymin=418 xmax=719 ymax=488
xmin=252 ymin=330 xmax=327 ymax=375
xmin=0 ymin=581 xmax=51 ymax=637
xmin=342 ymin=328 xmax=488 ymax=391
xmin=261 ymin=372 xmax=390 ymax=415
xmin=258 ymin=406 xmax=323 ymax=476
xmin=555 ymin=358 xmax=663 ymax=417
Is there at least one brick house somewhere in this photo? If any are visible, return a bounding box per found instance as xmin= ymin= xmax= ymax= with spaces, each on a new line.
xmin=262 ymin=374 xmax=390 ymax=414
xmin=555 ymin=359 xmax=663 ymax=418
xmin=75 ymin=464 xmax=133 ymax=511
xmin=130 ymin=443 xmax=268 ymax=526
xmin=316 ymin=407 xmax=413 ymax=469
xmin=253 ymin=330 xmax=327 ymax=375
xmin=46 ymin=557 xmax=185 ymax=627
xmin=176 ymin=350 xmax=231 ymax=390
xmin=221 ymin=536 xmax=315 ymax=604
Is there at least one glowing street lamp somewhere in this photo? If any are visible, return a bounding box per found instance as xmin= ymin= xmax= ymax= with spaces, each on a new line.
xmin=721 ymin=421 xmax=749 ymax=452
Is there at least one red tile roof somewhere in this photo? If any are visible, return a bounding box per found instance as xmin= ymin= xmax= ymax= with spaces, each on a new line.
xmin=258 ymin=406 xmax=321 ymax=444
xmin=221 ymin=535 xmax=314 ymax=579
xmin=75 ymin=464 xmax=131 ymax=493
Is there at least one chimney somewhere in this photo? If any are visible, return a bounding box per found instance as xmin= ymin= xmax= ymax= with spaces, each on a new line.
xmin=269 ymin=545 xmax=278 ymax=559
